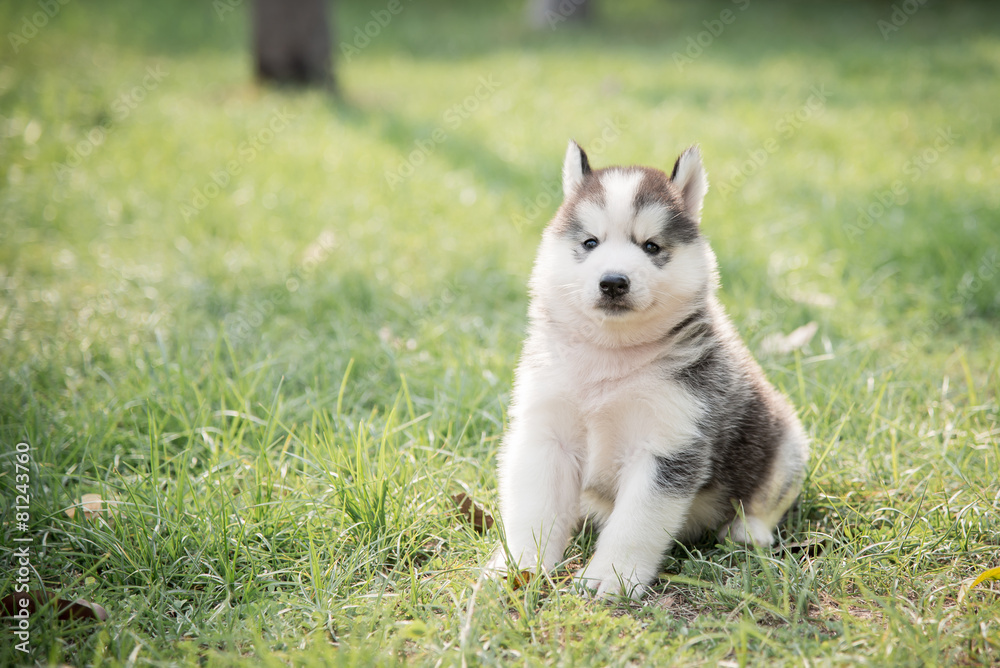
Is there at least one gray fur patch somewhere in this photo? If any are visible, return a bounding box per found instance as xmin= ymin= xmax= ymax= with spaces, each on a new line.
xmin=653 ymin=449 xmax=709 ymax=495
xmin=671 ymin=327 xmax=786 ymax=515
xmin=551 ymin=172 xmax=606 ymax=237
xmin=633 ymin=168 xmax=700 ymax=245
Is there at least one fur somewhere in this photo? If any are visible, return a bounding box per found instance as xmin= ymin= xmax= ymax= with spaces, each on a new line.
xmin=486 ymin=141 xmax=809 ymax=599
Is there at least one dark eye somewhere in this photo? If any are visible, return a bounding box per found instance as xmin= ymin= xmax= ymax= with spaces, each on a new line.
xmin=583 ymin=238 xmax=599 ymax=250
xmin=643 ymin=241 xmax=661 ymax=254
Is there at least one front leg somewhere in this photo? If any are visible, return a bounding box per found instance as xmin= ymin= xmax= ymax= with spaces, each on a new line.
xmin=577 ymin=448 xmax=706 ymax=599
xmin=485 ymin=408 xmax=582 ymax=577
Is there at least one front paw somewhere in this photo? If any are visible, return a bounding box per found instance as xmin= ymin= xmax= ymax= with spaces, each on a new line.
xmin=484 ymin=550 xmax=541 ymax=590
xmin=483 ymin=549 xmax=512 ymax=579
xmin=574 ymin=563 xmax=646 ymax=600
xmin=484 ymin=547 xmax=541 ymax=578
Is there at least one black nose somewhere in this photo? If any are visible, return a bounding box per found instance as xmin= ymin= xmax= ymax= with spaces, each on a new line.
xmin=599 ymin=273 xmax=630 ymax=298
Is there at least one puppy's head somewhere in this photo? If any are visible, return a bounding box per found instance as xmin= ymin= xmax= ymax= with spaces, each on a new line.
xmin=532 ymin=141 xmax=715 ymax=345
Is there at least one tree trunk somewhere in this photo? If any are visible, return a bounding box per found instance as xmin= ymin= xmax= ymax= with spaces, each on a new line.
xmin=253 ymin=0 xmax=334 ymax=88
xmin=528 ymin=0 xmax=592 ymax=30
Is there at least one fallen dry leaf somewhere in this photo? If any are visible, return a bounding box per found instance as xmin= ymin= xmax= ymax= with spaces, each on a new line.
xmin=970 ymin=566 xmax=1000 ymax=588
xmin=760 ymin=321 xmax=819 ymax=356
xmin=65 ymin=494 xmax=118 ymax=523
xmin=509 ymin=570 xmax=533 ymax=590
xmin=451 ymin=493 xmax=494 ymax=533
xmin=958 ymin=565 xmax=1000 ymax=603
xmin=1 ymin=592 xmax=108 ymax=622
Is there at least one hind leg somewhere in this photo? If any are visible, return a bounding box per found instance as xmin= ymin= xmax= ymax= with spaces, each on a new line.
xmin=718 ymin=427 xmax=808 ymax=546
xmin=716 ymin=484 xmax=800 ymax=546
xmin=718 ymin=514 xmax=778 ymax=546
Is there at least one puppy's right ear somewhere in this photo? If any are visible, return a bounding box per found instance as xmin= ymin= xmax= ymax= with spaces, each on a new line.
xmin=563 ymin=140 xmax=591 ymax=199
xmin=670 ymin=145 xmax=708 ymax=221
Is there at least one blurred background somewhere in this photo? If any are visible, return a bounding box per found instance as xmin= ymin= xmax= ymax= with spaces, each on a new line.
xmin=1 ymin=0 xmax=998 ymax=663
xmin=3 ymin=0 xmax=997 ymax=404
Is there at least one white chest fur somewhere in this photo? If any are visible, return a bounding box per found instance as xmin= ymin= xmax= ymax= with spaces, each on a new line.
xmin=527 ymin=333 xmax=705 ymax=511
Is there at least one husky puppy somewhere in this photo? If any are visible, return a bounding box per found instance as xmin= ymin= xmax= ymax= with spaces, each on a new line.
xmin=486 ymin=141 xmax=809 ymax=598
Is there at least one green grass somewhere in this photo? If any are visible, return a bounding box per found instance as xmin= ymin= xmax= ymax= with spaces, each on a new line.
xmin=2 ymin=0 xmax=999 ymax=664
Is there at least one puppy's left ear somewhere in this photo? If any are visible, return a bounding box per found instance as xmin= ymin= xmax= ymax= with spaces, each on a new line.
xmin=670 ymin=146 xmax=709 ymax=221
xmin=563 ymin=140 xmax=592 ymax=199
